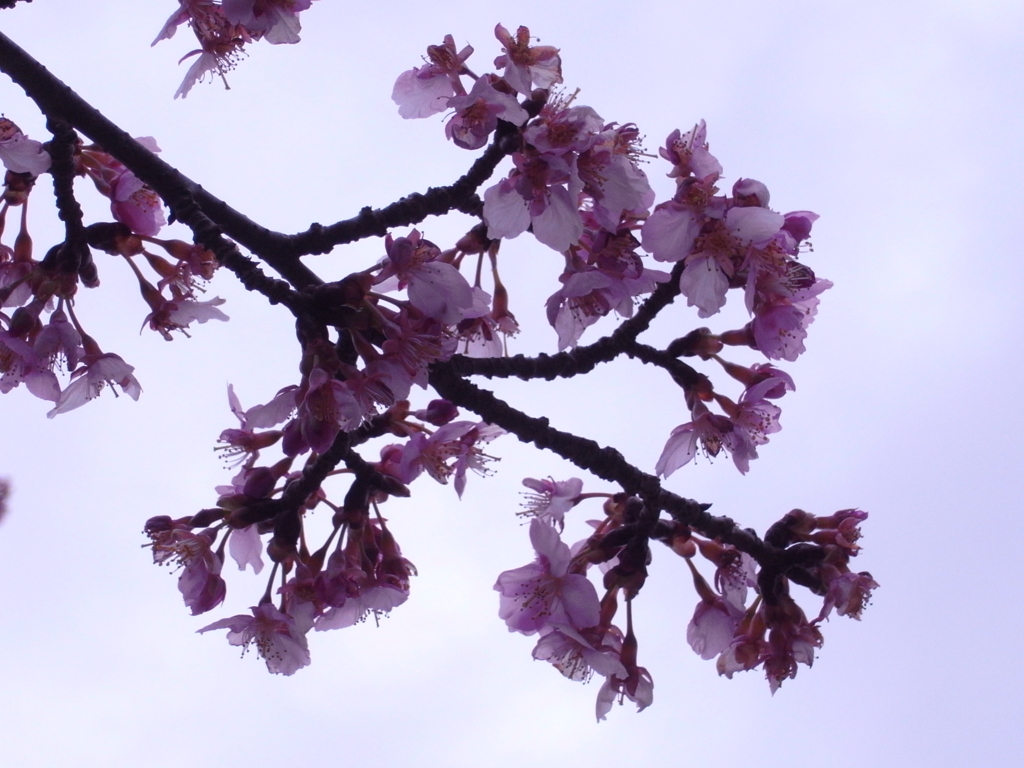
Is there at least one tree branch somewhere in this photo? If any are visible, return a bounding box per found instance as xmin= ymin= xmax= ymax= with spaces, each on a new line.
xmin=0 ymin=29 xmax=324 ymax=290
xmin=428 ymin=362 xmax=774 ymax=564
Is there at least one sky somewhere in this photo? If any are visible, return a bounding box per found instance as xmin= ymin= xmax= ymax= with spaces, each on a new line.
xmin=1 ymin=1 xmax=1022 ymax=766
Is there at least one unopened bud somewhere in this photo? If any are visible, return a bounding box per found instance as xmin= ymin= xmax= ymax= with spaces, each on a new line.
xmin=455 ymin=224 xmax=491 ymax=254
xmin=667 ymin=327 xmax=723 ymax=359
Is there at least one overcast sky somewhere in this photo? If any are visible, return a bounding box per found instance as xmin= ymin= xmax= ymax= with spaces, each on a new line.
xmin=1 ymin=1 xmax=1022 ymax=766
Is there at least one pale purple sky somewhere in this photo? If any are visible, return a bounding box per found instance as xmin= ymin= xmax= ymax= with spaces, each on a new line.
xmin=1 ymin=2 xmax=1021 ymax=766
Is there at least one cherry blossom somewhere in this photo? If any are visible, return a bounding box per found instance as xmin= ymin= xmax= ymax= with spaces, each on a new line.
xmin=145 ymin=518 xmax=226 ymax=615
xmin=227 ymin=524 xmax=265 ymax=574
xmin=656 ymin=400 xmax=736 ymax=478
xmin=762 ymin=596 xmax=823 ymax=694
xmin=532 ymin=625 xmax=627 ymax=682
xmin=392 ymin=34 xmax=473 ymax=119
xmin=685 ymin=560 xmax=744 ymax=660
xmin=289 ymin=366 xmax=363 ymax=455
xmin=222 ymin=0 xmax=314 ymax=44
xmin=396 ymin=419 xmax=503 ymax=497
xmin=199 ymin=603 xmax=311 ymax=675
xmin=0 ymin=120 xmax=50 ymax=176
xmin=495 ymin=518 xmax=600 ymax=635
xmin=749 ymin=278 xmax=832 ymax=361
xmin=445 ymin=75 xmax=529 ymax=150
xmin=0 ymin=329 xmax=61 ymax=402
xmin=79 ymin=139 xmax=166 ymax=235
xmin=47 ymin=348 xmax=141 ymax=417
xmin=493 ymin=24 xmax=562 ymax=95
xmin=377 ymin=230 xmax=474 ymax=325
xmin=519 ymin=476 xmax=582 ymax=527
xmin=482 ymin=153 xmax=584 ymax=252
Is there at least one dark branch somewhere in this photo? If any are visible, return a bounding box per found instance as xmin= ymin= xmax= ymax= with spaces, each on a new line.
xmin=39 ymin=118 xmax=94 ymax=283
xmin=446 ymin=261 xmax=690 ymax=381
xmin=429 ymin=362 xmax=774 ymax=565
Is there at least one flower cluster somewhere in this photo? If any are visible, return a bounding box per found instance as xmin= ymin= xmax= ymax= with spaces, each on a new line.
xmin=146 ymin=383 xmax=506 ymax=673
xmin=495 ymin=496 xmax=654 ymax=720
xmin=394 ymin=31 xmax=830 ymax=479
xmin=642 ymin=122 xmax=829 ymax=361
xmin=153 ymin=0 xmax=320 ymax=97
xmin=498 ymin=480 xmax=875 ymax=714
xmin=0 ymin=120 xmax=226 ymax=414
xmin=193 ymin=508 xmax=417 ymax=676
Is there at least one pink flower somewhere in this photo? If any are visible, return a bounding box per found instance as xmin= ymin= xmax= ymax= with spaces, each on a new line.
xmin=685 ymin=560 xmax=744 ymax=660
xmin=671 ymin=207 xmax=783 ymax=319
xmin=532 ymin=625 xmax=627 ymax=682
xmin=143 ymin=296 xmax=229 ymax=339
xmin=660 ymin=121 xmax=722 ymax=182
xmin=595 ymin=666 xmax=654 ymax=720
xmin=395 ymin=420 xmax=503 ymax=497
xmin=110 ymin=172 xmax=166 ymax=237
xmin=314 ymin=523 xmax=415 ymax=631
xmin=375 ymin=310 xmax=457 ymax=399
xmin=655 ymin=400 xmax=735 ymax=478
xmin=494 ymin=518 xmax=600 ymax=635
xmin=47 ymin=350 xmax=141 ymax=417
xmin=736 ymin=363 xmax=796 ymax=401
xmin=493 ymin=24 xmax=562 ymax=95
xmin=236 ymin=383 xmax=300 ymax=429
xmin=0 ymin=119 xmax=51 ymax=176
xmin=544 ymin=226 xmax=670 ymax=349
xmin=594 ymin=627 xmax=654 ymax=721
xmin=575 ymin=123 xmax=654 ymax=231
xmin=151 ymin=0 xmax=194 ymax=45
xmin=154 ymin=3 xmax=249 ymax=98
xmin=688 ymin=598 xmax=743 ymax=660
xmin=145 ymin=520 xmax=226 ymax=615
xmin=453 ymin=287 xmax=519 ymax=357
xmin=725 ymin=395 xmax=782 ymax=474
xmin=79 ymin=140 xmax=166 ymax=235
xmin=227 ymin=523 xmax=265 ymax=574
xmin=817 ymin=571 xmax=878 ymax=622
xmin=222 ymin=0 xmax=313 ymax=45
xmin=482 ymin=152 xmax=584 ymax=252
xmin=290 ymin=366 xmax=363 ymax=454
xmin=0 ymin=330 xmax=61 ymax=402
xmin=445 ymin=75 xmax=529 ymax=150
xmin=641 ymin=200 xmax=704 ymax=264
xmin=377 ymin=230 xmax=474 ymax=325
xmin=199 ymin=603 xmax=311 ymax=675
xmin=678 ymin=251 xmax=731 ymax=318
xmin=519 ymin=476 xmax=583 ymax=527
xmin=716 ymin=608 xmax=769 ymax=679
xmin=392 ymin=35 xmax=473 ymax=119
xmin=215 ymin=387 xmax=284 ymax=468
xmin=33 ymin=309 xmax=84 ymax=374
xmin=761 ymin=596 xmax=823 ymax=694
xmin=749 ymin=278 xmax=832 ymax=362
xmin=695 ymin=539 xmax=757 ymax=610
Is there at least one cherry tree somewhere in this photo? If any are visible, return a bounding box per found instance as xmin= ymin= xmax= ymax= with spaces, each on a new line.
xmin=0 ymin=0 xmax=875 ymax=720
